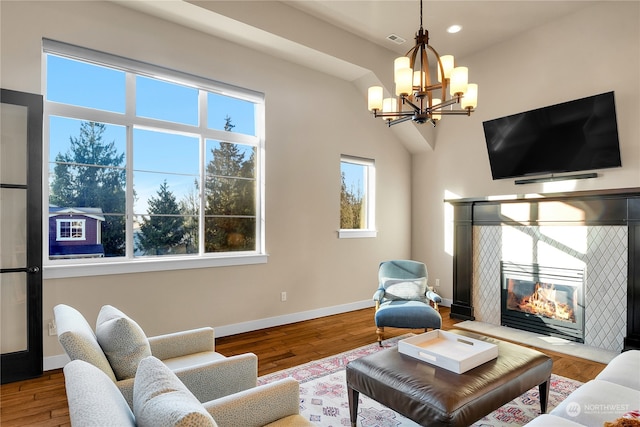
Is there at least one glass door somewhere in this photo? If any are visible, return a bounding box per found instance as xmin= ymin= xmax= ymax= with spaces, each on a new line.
xmin=1 ymin=89 xmax=43 ymax=383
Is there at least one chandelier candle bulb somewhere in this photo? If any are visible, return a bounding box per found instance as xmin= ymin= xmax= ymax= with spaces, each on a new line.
xmin=450 ymin=66 xmax=468 ymax=96
xmin=394 ymin=57 xmax=410 ymax=82
xmin=432 ymin=98 xmax=442 ymax=121
xmin=395 ymin=68 xmax=413 ymax=96
xmin=382 ymin=97 xmax=396 ymax=120
xmin=368 ymin=86 xmax=383 ymax=111
xmin=461 ymin=83 xmax=478 ymax=110
xmin=437 ymin=55 xmax=455 ymax=82
xmin=413 ymin=70 xmax=426 ymax=90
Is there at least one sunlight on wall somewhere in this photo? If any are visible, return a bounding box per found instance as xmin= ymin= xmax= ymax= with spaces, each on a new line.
xmin=501 ymin=226 xmax=534 ymax=264
xmin=500 ymin=203 xmax=533 ymax=222
xmin=542 ymin=179 xmax=577 ymax=193
xmin=444 ymin=190 xmax=461 ymax=256
xmin=539 ymin=202 xmax=585 ymax=222
xmin=541 ymin=225 xmax=588 ymax=255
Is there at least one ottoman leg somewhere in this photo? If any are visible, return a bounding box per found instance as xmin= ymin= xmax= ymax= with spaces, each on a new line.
xmin=347 ymin=386 xmax=359 ymax=426
xmin=538 ymin=376 xmax=550 ymax=414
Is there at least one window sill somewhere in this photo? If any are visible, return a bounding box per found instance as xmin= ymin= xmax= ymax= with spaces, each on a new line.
xmin=338 ymin=229 xmax=377 ymax=239
xmin=43 ymin=253 xmax=268 ymax=279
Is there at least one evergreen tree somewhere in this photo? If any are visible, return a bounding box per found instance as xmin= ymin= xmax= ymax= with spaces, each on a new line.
xmin=204 ymin=116 xmax=255 ymax=251
xmin=179 ymin=178 xmax=200 ymax=253
xmin=50 ymin=121 xmax=126 ymax=256
xmin=340 ymin=172 xmax=363 ymax=229
xmin=137 ymin=180 xmax=184 ymax=255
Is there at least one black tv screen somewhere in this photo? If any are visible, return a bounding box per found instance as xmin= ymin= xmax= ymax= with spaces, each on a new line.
xmin=483 ymin=92 xmax=621 ymax=180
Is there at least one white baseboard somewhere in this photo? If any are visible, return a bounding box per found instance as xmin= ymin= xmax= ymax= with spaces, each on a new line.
xmin=214 ymin=299 xmax=375 ymax=337
xmin=44 ymin=353 xmax=70 ymax=371
xmin=43 ymin=298 xmax=452 ymax=372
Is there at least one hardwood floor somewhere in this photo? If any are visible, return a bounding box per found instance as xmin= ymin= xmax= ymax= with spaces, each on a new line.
xmin=0 ymin=306 xmax=606 ymax=426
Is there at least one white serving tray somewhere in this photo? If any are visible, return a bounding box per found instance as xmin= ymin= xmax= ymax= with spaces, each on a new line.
xmin=398 ymin=330 xmax=498 ymax=374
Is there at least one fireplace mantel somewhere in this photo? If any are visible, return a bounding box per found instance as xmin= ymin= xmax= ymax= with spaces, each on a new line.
xmin=447 ymin=187 xmax=640 ymax=351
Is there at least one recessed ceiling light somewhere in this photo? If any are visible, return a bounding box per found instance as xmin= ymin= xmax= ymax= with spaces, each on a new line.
xmin=447 ymin=25 xmax=462 ymax=34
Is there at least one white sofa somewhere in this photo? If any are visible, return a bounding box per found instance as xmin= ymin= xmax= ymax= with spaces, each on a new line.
xmin=525 ymin=350 xmax=640 ymax=427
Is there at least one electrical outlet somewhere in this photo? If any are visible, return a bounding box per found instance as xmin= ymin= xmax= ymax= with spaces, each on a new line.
xmin=281 ymin=291 xmax=287 ymax=302
xmin=435 ymin=279 xmax=440 ymax=287
xmin=48 ymin=320 xmax=57 ymax=336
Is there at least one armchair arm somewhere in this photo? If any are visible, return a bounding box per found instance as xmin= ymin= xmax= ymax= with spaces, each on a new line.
xmin=426 ymin=290 xmax=442 ymax=303
xmin=373 ymin=288 xmax=385 ymax=302
xmin=148 ymin=327 xmax=214 ymax=360
xmin=203 ymin=378 xmax=300 ymax=427
xmin=174 ymin=353 xmax=258 ymax=403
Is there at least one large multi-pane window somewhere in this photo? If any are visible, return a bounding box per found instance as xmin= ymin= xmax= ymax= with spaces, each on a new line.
xmin=43 ymin=40 xmax=265 ymax=276
xmin=339 ymin=155 xmax=376 ymax=238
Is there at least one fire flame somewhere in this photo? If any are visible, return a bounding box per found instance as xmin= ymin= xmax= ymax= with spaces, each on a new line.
xmin=508 ymin=282 xmax=575 ymax=323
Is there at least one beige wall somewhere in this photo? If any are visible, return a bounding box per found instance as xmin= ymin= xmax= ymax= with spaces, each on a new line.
xmin=412 ymin=2 xmax=640 ymax=302
xmin=1 ymin=1 xmax=412 ymax=363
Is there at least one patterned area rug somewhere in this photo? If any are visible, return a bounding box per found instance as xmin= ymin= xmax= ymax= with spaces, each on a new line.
xmin=258 ymin=335 xmax=583 ymax=426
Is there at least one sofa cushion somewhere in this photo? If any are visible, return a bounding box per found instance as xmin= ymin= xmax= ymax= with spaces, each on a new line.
xmin=134 ymin=356 xmax=217 ymax=427
xmin=54 ymin=304 xmax=117 ymax=382
xmin=96 ymin=305 xmax=152 ymax=381
xmin=382 ymin=277 xmax=428 ymax=302
xmin=64 ymin=359 xmax=136 ymax=427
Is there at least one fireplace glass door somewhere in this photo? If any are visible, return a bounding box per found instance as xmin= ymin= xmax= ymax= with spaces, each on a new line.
xmin=501 ymin=262 xmax=585 ymax=342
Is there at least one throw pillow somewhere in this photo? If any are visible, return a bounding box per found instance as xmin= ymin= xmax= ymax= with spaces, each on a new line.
xmin=383 ymin=277 xmax=428 ymax=302
xmin=134 ymin=356 xmax=218 ymax=427
xmin=95 ymin=305 xmax=152 ymax=381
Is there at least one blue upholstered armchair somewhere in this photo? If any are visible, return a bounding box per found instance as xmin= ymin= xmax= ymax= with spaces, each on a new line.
xmin=373 ymin=260 xmax=442 ymax=345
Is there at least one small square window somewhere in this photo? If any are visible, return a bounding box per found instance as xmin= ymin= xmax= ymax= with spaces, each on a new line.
xmin=57 ymin=219 xmax=85 ymax=240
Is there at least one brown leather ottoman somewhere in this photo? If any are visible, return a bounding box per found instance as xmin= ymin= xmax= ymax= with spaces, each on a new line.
xmin=345 ymin=329 xmax=552 ymax=427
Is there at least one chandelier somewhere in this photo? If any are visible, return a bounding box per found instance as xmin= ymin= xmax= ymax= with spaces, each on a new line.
xmin=367 ymin=0 xmax=478 ymax=127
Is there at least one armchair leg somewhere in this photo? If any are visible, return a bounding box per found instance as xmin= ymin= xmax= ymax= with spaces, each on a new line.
xmin=376 ymin=326 xmax=384 ymax=346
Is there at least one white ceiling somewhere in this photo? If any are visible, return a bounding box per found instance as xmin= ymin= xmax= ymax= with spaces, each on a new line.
xmin=283 ymin=1 xmax=592 ymax=59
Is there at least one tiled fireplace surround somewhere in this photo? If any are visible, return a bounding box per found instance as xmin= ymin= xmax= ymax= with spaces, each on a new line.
xmin=472 ymin=224 xmax=627 ymax=352
xmin=449 ymin=188 xmax=640 ymax=353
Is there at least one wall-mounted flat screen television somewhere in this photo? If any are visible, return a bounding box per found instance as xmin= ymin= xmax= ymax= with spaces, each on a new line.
xmin=482 ymin=91 xmax=621 ymax=180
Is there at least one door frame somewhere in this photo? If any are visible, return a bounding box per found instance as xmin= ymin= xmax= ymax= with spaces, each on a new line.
xmin=1 ymin=88 xmax=43 ymax=383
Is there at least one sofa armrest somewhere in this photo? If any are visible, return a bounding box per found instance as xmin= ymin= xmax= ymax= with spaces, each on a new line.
xmin=203 ymin=378 xmax=300 ymax=427
xmin=595 ymin=349 xmax=640 ymax=391
xmin=148 ymin=327 xmax=215 ymax=360
xmin=523 ymin=414 xmax=585 ymax=426
xmin=174 ymin=353 xmax=258 ymax=403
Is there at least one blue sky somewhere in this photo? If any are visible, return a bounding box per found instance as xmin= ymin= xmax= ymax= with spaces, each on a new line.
xmin=47 ymin=53 xmax=363 ymax=214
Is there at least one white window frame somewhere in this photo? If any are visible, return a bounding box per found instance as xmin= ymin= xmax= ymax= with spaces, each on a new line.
xmin=42 ymin=39 xmax=267 ymax=279
xmin=338 ymin=155 xmax=377 ymax=239
xmin=56 ymin=219 xmax=85 ymax=241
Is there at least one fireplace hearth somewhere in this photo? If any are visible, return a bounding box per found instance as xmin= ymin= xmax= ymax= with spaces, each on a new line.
xmin=501 ymin=262 xmax=585 ymax=343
